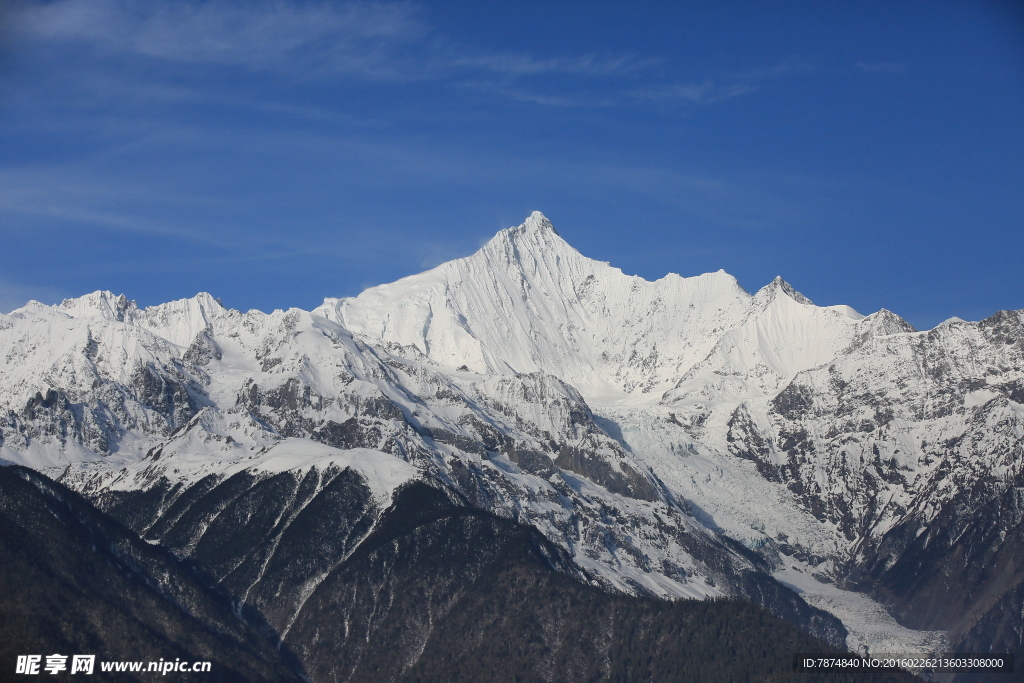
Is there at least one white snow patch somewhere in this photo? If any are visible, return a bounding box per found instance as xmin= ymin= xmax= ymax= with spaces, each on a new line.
xmin=248 ymin=440 xmax=419 ymax=504
xmin=965 ymin=389 xmax=1000 ymax=408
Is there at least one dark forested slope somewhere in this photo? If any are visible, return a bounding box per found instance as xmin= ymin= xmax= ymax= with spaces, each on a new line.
xmin=1 ymin=466 xmax=920 ymax=682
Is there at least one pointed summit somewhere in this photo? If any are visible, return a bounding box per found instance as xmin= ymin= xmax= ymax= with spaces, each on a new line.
xmin=861 ymin=308 xmax=916 ymax=335
xmin=45 ymin=291 xmax=140 ymax=322
xmin=476 ymin=212 xmax=580 ymax=274
xmin=523 ymin=210 xmax=559 ymax=235
xmin=315 ymin=211 xmax=755 ymax=392
xmin=490 ymin=211 xmax=565 ymax=248
xmin=757 ymin=276 xmax=813 ymax=306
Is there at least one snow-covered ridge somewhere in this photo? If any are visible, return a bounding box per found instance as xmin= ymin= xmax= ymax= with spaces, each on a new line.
xmin=13 ymin=290 xmax=230 ymax=349
xmin=2 ymin=211 xmax=1022 ymax=657
xmin=314 ymin=211 xmax=889 ymax=403
xmin=11 ymin=212 xmax=892 ymax=405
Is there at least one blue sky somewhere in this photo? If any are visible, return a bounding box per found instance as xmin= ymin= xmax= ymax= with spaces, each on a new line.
xmin=0 ymin=0 xmax=1021 ymax=329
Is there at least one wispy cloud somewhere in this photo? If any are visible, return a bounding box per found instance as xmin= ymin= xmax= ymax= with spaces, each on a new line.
xmin=444 ymin=52 xmax=658 ymax=78
xmin=0 ymin=162 xmax=242 ymax=246
xmin=0 ymin=276 xmax=67 ymax=313
xmin=21 ymin=0 xmax=421 ymax=74
xmin=634 ymin=60 xmax=814 ymax=105
xmin=635 ymin=80 xmax=759 ymax=105
xmin=8 ymin=0 xmax=815 ymax=113
xmin=855 ymin=61 xmax=907 ymax=74
xmin=16 ymin=0 xmax=651 ymax=84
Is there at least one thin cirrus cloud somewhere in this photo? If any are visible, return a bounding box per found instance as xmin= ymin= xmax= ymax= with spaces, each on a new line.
xmin=0 ymin=277 xmax=68 ymax=315
xmin=634 ymin=80 xmax=760 ymax=105
xmin=16 ymin=0 xmax=652 ymax=83
xmin=854 ymin=62 xmax=908 ymax=74
xmin=634 ymin=60 xmax=815 ymax=105
xmin=20 ymin=0 xmax=426 ymax=75
xmin=9 ymin=0 xmax=816 ymax=113
xmin=457 ymin=58 xmax=812 ymax=109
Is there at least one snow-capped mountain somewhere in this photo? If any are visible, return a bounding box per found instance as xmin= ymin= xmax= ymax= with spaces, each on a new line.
xmin=2 ymin=212 xmax=1021 ymax=666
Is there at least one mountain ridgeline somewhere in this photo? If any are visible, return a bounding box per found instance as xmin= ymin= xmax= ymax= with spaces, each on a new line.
xmin=1 ymin=212 xmax=1021 ymax=681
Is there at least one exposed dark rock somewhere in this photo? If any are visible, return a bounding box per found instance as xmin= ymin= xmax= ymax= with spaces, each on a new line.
xmin=852 ymin=462 xmax=1024 ymax=653
xmin=131 ymin=364 xmax=200 ymax=431
xmin=183 ymin=329 xmax=222 ymax=367
xmin=503 ymin=444 xmax=557 ymax=475
xmin=94 ymin=466 xmax=382 ymax=635
xmin=726 ymin=405 xmax=782 ymax=482
xmin=554 ymin=443 xmax=659 ymax=501
xmin=773 ymin=382 xmax=815 ymax=419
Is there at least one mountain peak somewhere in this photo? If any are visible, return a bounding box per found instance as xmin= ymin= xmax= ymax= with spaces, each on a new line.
xmin=50 ymin=290 xmax=139 ymax=322
xmin=496 ymin=211 xmax=563 ymax=246
xmin=477 ymin=212 xmax=578 ymax=269
xmin=863 ymin=308 xmax=917 ymax=335
xmin=759 ymin=276 xmax=814 ymax=306
xmin=522 ymin=210 xmax=558 ymax=235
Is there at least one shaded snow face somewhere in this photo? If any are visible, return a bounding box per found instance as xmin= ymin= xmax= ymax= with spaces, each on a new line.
xmin=2 ymin=211 xmax=1022 ymax=656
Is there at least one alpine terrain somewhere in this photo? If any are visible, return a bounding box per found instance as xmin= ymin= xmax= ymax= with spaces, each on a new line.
xmin=2 ymin=212 xmax=1020 ymax=680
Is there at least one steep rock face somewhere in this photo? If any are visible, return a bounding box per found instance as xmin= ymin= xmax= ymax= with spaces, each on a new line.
xmin=852 ymin=430 xmax=1024 ymax=645
xmin=0 ymin=307 xmax=207 ymax=462
xmin=713 ymin=308 xmax=1024 ymax=654
xmin=732 ymin=311 xmax=1024 ymax=553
